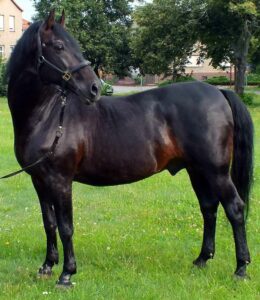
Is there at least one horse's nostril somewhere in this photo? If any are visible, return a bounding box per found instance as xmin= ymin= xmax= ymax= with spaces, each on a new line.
xmin=91 ymin=83 xmax=99 ymax=97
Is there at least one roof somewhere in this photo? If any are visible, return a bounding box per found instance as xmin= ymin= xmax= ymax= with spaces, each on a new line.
xmin=22 ymin=18 xmax=31 ymax=30
xmin=11 ymin=0 xmax=23 ymax=12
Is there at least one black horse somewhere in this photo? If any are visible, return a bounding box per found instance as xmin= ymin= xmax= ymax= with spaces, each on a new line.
xmin=7 ymin=11 xmax=253 ymax=287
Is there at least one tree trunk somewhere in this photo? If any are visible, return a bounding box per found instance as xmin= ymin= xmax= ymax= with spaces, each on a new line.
xmin=94 ymin=65 xmax=100 ymax=78
xmin=234 ymin=20 xmax=251 ymax=96
xmin=172 ymin=61 xmax=178 ymax=82
xmin=234 ymin=58 xmax=247 ymax=95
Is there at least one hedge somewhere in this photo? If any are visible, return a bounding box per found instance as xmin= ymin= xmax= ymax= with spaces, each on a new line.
xmin=158 ymin=75 xmax=196 ymax=87
xmin=205 ymin=74 xmax=260 ymax=86
xmin=0 ymin=60 xmax=7 ymax=96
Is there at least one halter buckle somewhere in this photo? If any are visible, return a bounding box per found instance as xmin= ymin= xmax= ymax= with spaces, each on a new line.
xmin=56 ymin=126 xmax=63 ymax=138
xmin=38 ymin=56 xmax=45 ymax=64
xmin=62 ymin=72 xmax=72 ymax=81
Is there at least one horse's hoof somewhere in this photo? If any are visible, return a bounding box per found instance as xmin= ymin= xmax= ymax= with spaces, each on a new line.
xmin=56 ymin=272 xmax=73 ymax=288
xmin=234 ymin=266 xmax=250 ymax=280
xmin=38 ymin=265 xmax=52 ymax=278
xmin=56 ymin=281 xmax=73 ymax=288
xmin=234 ymin=264 xmax=250 ymax=279
xmin=234 ymin=273 xmax=250 ymax=280
xmin=193 ymin=258 xmax=207 ymax=268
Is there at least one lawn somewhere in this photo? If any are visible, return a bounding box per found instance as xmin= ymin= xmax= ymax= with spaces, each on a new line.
xmin=0 ymin=95 xmax=260 ymax=300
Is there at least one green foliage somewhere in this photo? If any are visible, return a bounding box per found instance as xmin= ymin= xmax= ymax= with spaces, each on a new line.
xmin=229 ymin=1 xmax=258 ymax=16
xmin=101 ymin=81 xmax=113 ymax=96
xmin=158 ymin=75 xmax=196 ymax=87
xmin=256 ymin=65 xmax=260 ymax=74
xmin=133 ymin=76 xmax=141 ymax=85
xmin=205 ymin=74 xmax=260 ymax=86
xmin=247 ymin=73 xmax=260 ymax=84
xmin=33 ymin=0 xmax=134 ymax=77
xmin=0 ymin=59 xmax=7 ymax=97
xmin=249 ymin=34 xmax=260 ymax=72
xmin=196 ymin=0 xmax=260 ymax=94
xmin=197 ymin=0 xmax=259 ymax=65
xmin=131 ymin=0 xmax=197 ymax=78
xmin=241 ymin=93 xmax=254 ymax=105
xmin=205 ymin=76 xmax=230 ymax=85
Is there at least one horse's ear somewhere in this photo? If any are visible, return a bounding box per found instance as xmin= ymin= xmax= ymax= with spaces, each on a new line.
xmin=59 ymin=9 xmax=65 ymax=27
xmin=44 ymin=9 xmax=55 ymax=30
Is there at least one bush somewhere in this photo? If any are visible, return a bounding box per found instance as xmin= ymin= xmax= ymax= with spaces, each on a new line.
xmin=205 ymin=76 xmax=230 ymax=85
xmin=247 ymin=73 xmax=260 ymax=85
xmin=101 ymin=81 xmax=113 ymax=96
xmin=158 ymin=75 xmax=196 ymax=87
xmin=0 ymin=60 xmax=7 ymax=97
xmin=133 ymin=76 xmax=141 ymax=85
xmin=158 ymin=79 xmax=174 ymax=87
xmin=241 ymin=93 xmax=254 ymax=105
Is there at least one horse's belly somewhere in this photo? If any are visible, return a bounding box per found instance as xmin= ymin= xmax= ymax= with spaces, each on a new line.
xmin=74 ymin=155 xmax=158 ymax=186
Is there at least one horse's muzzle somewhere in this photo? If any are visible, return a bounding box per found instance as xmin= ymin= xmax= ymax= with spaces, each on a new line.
xmin=71 ymin=79 xmax=101 ymax=105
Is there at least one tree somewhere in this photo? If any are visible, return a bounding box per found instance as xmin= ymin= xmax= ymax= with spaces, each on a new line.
xmin=33 ymin=0 xmax=134 ymax=78
xmin=131 ymin=0 xmax=198 ymax=80
xmin=196 ymin=0 xmax=260 ymax=95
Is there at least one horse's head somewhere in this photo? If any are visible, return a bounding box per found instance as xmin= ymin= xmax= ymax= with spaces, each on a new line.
xmin=37 ymin=10 xmax=100 ymax=104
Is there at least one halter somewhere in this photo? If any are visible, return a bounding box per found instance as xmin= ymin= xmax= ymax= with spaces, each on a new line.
xmin=36 ymin=28 xmax=91 ymax=94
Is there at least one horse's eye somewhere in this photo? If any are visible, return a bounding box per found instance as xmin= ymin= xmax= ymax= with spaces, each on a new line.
xmin=54 ymin=42 xmax=64 ymax=51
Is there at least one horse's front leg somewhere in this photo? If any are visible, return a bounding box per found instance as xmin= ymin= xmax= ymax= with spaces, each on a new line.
xmin=51 ymin=178 xmax=76 ymax=287
xmin=32 ymin=177 xmax=59 ymax=277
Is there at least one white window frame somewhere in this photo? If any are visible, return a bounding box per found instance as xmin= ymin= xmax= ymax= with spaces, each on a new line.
xmin=9 ymin=15 xmax=15 ymax=32
xmin=10 ymin=45 xmax=15 ymax=53
xmin=0 ymin=46 xmax=5 ymax=57
xmin=0 ymin=15 xmax=4 ymax=31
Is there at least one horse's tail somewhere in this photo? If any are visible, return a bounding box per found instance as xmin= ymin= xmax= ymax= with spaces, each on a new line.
xmin=221 ymin=89 xmax=254 ymax=216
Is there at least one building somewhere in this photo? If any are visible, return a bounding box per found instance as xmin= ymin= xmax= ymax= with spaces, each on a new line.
xmin=140 ymin=54 xmax=233 ymax=85
xmin=184 ymin=53 xmax=233 ymax=81
xmin=22 ymin=18 xmax=31 ymax=31
xmin=0 ymin=0 xmax=23 ymax=59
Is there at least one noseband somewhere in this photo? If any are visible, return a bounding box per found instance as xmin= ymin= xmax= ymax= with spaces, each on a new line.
xmin=37 ymin=29 xmax=91 ymax=92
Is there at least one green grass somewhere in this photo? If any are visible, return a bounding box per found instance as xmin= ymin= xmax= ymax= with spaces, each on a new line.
xmin=245 ymin=86 xmax=260 ymax=93
xmin=0 ymin=96 xmax=260 ymax=300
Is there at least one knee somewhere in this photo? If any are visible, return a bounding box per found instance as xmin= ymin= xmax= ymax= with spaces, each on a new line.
xmin=65 ymin=260 xmax=77 ymax=274
xmin=45 ymin=223 xmax=57 ymax=234
xmin=224 ymin=199 xmax=245 ymax=223
xmin=59 ymin=225 xmax=74 ymax=240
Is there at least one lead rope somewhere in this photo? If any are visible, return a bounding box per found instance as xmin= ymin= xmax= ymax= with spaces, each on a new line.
xmin=0 ymin=90 xmax=67 ymax=179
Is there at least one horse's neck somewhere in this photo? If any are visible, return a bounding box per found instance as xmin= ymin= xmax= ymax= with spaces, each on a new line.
xmin=8 ymin=72 xmax=57 ymax=135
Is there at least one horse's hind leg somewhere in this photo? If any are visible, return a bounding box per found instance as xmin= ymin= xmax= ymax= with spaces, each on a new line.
xmin=189 ymin=170 xmax=250 ymax=277
xmin=32 ymin=177 xmax=59 ymax=277
xmin=188 ymin=169 xmax=219 ymax=267
xmin=215 ymin=175 xmax=250 ymax=277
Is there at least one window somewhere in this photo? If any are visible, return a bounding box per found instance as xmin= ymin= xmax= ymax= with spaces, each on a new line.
xmin=185 ymin=55 xmax=203 ymax=67
xmin=0 ymin=15 xmax=4 ymax=31
xmin=10 ymin=45 xmax=14 ymax=53
xmin=0 ymin=46 xmax=5 ymax=57
xmin=9 ymin=16 xmax=15 ymax=31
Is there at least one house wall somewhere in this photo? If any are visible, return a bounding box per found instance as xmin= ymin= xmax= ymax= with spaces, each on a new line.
xmin=0 ymin=0 xmax=23 ymax=59
xmin=185 ymin=55 xmax=233 ymax=80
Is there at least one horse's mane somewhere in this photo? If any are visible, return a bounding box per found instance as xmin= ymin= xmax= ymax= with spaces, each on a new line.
xmin=7 ymin=21 xmax=42 ymax=80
